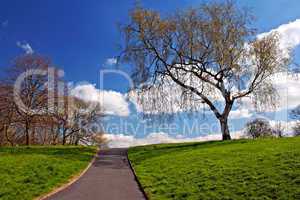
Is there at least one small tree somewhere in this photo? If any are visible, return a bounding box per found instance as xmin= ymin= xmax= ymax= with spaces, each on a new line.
xmin=53 ymin=96 xmax=103 ymax=145
xmin=290 ymin=105 xmax=300 ymax=136
xmin=3 ymin=55 xmax=50 ymax=145
xmin=293 ymin=123 xmax=300 ymax=136
xmin=245 ymin=118 xmax=273 ymax=139
xmin=121 ymin=1 xmax=289 ymax=140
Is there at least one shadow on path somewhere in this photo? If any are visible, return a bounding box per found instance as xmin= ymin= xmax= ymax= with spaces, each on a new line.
xmin=46 ymin=148 xmax=145 ymax=200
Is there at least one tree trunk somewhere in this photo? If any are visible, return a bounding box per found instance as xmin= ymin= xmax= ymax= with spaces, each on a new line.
xmin=4 ymin=125 xmax=14 ymax=146
xmin=25 ymin=121 xmax=30 ymax=146
xmin=62 ymin=128 xmax=67 ymax=145
xmin=219 ymin=100 xmax=233 ymax=141
xmin=219 ymin=118 xmax=231 ymax=140
xmin=62 ymin=133 xmax=66 ymax=145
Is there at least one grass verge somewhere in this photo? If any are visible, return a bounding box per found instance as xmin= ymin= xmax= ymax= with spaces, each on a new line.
xmin=128 ymin=137 xmax=300 ymax=200
xmin=0 ymin=146 xmax=96 ymax=200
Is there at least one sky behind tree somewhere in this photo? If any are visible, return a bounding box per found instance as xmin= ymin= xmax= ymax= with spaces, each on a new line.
xmin=1 ymin=0 xmax=300 ymax=146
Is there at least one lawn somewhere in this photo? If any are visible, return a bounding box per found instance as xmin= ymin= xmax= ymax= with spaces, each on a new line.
xmin=128 ymin=137 xmax=300 ymax=200
xmin=0 ymin=146 xmax=96 ymax=200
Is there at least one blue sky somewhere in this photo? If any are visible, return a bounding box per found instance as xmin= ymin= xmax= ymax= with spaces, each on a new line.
xmin=1 ymin=0 xmax=300 ymax=89
xmin=1 ymin=1 xmax=300 ymax=145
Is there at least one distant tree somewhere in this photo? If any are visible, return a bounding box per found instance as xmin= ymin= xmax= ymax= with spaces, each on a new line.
xmin=0 ymin=55 xmax=105 ymax=146
xmin=290 ymin=105 xmax=300 ymax=136
xmin=53 ymin=96 xmax=103 ymax=145
xmin=293 ymin=124 xmax=300 ymax=136
xmin=120 ymin=1 xmax=290 ymax=140
xmin=67 ymin=99 xmax=103 ymax=145
xmin=245 ymin=118 xmax=273 ymax=139
xmin=272 ymin=122 xmax=284 ymax=138
xmin=5 ymin=55 xmax=50 ymax=145
xmin=0 ymin=84 xmax=16 ymax=146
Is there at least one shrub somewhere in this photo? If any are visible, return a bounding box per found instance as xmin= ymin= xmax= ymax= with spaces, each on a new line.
xmin=293 ymin=122 xmax=300 ymax=136
xmin=245 ymin=118 xmax=273 ymax=139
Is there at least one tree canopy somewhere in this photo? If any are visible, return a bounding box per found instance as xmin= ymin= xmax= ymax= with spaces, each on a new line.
xmin=121 ymin=1 xmax=290 ymax=140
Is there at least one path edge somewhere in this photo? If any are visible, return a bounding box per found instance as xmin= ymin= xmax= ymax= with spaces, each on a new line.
xmin=126 ymin=149 xmax=149 ymax=200
xmin=36 ymin=148 xmax=99 ymax=200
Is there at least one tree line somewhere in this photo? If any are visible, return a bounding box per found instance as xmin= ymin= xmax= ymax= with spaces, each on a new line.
xmin=0 ymin=54 xmax=105 ymax=146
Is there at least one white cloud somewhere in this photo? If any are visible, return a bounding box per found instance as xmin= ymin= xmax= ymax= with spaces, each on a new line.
xmin=128 ymin=75 xmax=211 ymax=114
xmin=129 ymin=19 xmax=300 ymax=119
xmin=229 ymin=108 xmax=252 ymax=119
xmin=258 ymin=19 xmax=300 ymax=53
xmin=272 ymin=73 xmax=300 ymax=110
xmin=16 ymin=41 xmax=34 ymax=54
xmin=104 ymin=131 xmax=244 ymax=148
xmin=105 ymin=58 xmax=117 ymax=66
xmin=235 ymin=72 xmax=300 ymax=114
xmin=237 ymin=19 xmax=300 ymax=113
xmin=71 ymin=84 xmax=130 ymax=117
xmin=269 ymin=120 xmax=298 ymax=136
xmin=104 ymin=119 xmax=299 ymax=148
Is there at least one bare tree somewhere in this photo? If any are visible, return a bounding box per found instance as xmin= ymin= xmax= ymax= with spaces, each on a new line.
xmin=290 ymin=105 xmax=300 ymax=136
xmin=121 ymin=1 xmax=289 ymax=140
xmin=5 ymin=55 xmax=51 ymax=145
xmin=293 ymin=124 xmax=300 ymax=136
xmin=0 ymin=84 xmax=17 ymax=146
xmin=245 ymin=118 xmax=273 ymax=139
xmin=53 ymin=96 xmax=103 ymax=145
xmin=0 ymin=55 xmax=105 ymax=146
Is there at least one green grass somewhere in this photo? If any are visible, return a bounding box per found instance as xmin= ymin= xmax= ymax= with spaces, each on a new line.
xmin=128 ymin=137 xmax=300 ymax=200
xmin=0 ymin=146 xmax=96 ymax=200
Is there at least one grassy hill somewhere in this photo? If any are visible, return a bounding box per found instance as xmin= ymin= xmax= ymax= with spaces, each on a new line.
xmin=0 ymin=146 xmax=96 ymax=200
xmin=128 ymin=137 xmax=300 ymax=200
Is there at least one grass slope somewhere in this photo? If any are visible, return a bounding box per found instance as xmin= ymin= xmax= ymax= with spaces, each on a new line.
xmin=128 ymin=137 xmax=300 ymax=200
xmin=0 ymin=146 xmax=96 ymax=200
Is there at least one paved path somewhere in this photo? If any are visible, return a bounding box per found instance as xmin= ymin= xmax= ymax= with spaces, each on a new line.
xmin=46 ymin=148 xmax=145 ymax=200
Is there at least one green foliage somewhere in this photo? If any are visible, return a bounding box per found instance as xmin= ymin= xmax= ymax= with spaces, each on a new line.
xmin=0 ymin=146 xmax=96 ymax=200
xmin=128 ymin=138 xmax=300 ymax=200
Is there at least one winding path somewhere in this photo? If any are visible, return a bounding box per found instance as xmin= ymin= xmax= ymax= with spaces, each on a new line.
xmin=46 ymin=148 xmax=145 ymax=200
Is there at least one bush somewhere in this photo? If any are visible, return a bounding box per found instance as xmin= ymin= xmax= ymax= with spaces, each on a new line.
xmin=245 ymin=118 xmax=273 ymax=139
xmin=293 ymin=122 xmax=300 ymax=136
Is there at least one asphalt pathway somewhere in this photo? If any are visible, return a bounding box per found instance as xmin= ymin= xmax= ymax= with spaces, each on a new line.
xmin=46 ymin=148 xmax=145 ymax=200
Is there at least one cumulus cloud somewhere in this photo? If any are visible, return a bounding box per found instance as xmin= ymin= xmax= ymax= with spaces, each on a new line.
xmin=103 ymin=120 xmax=296 ymax=148
xmin=272 ymin=73 xmax=300 ymax=110
xmin=233 ymin=20 xmax=300 ymax=114
xmin=104 ymin=132 xmax=244 ymax=148
xmin=258 ymin=19 xmax=300 ymax=53
xmin=105 ymin=58 xmax=117 ymax=66
xmin=236 ymin=72 xmax=300 ymax=114
xmin=229 ymin=108 xmax=252 ymax=119
xmin=16 ymin=41 xmax=34 ymax=54
xmin=129 ymin=19 xmax=300 ymax=116
xmin=128 ymin=75 xmax=211 ymax=114
xmin=269 ymin=120 xmax=298 ymax=136
xmin=71 ymin=84 xmax=130 ymax=117
xmin=129 ymin=72 xmax=300 ymax=117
